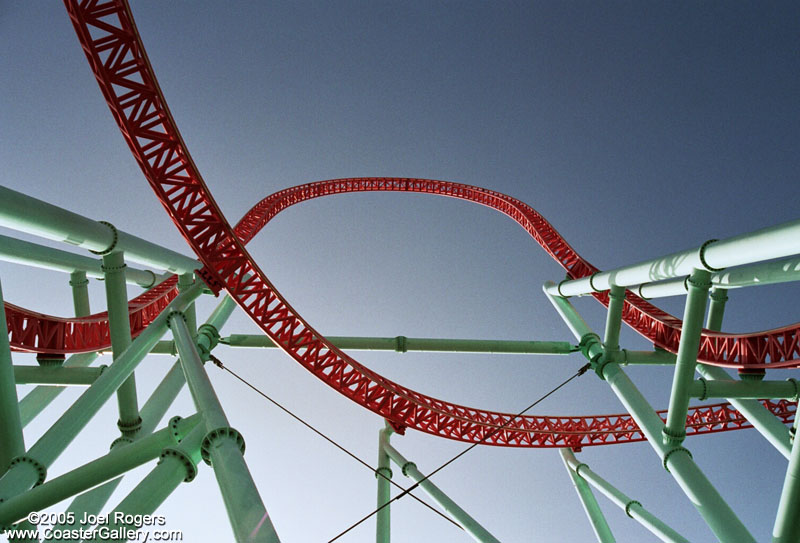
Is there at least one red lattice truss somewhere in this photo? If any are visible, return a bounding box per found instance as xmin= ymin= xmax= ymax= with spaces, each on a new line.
xmin=3 ymin=0 xmax=797 ymax=447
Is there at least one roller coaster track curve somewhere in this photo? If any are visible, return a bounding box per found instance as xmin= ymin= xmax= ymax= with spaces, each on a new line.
xmin=6 ymin=0 xmax=797 ymax=447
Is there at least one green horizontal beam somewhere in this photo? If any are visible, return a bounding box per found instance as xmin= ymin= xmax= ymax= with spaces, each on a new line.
xmin=0 ymin=234 xmax=165 ymax=288
xmin=12 ymin=366 xmax=103 ymax=386
xmin=0 ymin=185 xmax=198 ymax=274
xmin=547 ymin=218 xmax=800 ymax=297
xmin=632 ymin=256 xmax=800 ymax=300
xmin=689 ymin=379 xmax=799 ymax=401
xmin=215 ymin=334 xmax=575 ymax=355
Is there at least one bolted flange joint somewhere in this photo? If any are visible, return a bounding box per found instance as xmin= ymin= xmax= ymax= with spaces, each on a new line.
xmin=160 ymin=448 xmax=198 ymax=482
xmin=197 ymin=323 xmax=221 ymax=359
xmin=662 ymin=446 xmax=692 ymax=473
xmin=200 ymin=427 xmax=246 ymax=466
xmin=8 ymin=455 xmax=47 ymax=487
xmin=110 ymin=436 xmax=134 ymax=450
xmin=89 ymin=221 xmax=119 ymax=256
xmin=401 ymin=461 xmax=417 ymax=477
xmin=375 ymin=466 xmax=393 ymax=480
xmin=624 ymin=500 xmax=641 ymax=518
xmin=169 ymin=416 xmax=184 ymax=442
xmin=117 ymin=416 xmax=143 ymax=438
xmin=165 ymin=311 xmax=187 ymax=330
xmin=662 ymin=427 xmax=686 ymax=447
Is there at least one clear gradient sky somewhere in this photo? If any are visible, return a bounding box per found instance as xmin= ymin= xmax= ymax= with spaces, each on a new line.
xmin=2 ymin=2 xmax=800 ymax=542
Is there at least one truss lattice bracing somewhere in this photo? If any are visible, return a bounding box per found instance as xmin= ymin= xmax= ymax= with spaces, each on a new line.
xmin=1 ymin=1 xmax=799 ymax=541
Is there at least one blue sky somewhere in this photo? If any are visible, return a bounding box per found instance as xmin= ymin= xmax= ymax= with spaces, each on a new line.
xmin=2 ymin=1 xmax=800 ymax=541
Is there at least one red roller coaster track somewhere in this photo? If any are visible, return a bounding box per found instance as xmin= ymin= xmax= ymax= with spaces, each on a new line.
xmin=4 ymin=0 xmax=797 ymax=447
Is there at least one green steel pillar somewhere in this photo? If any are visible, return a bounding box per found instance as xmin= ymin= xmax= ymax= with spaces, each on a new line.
xmin=0 ymin=416 xmax=200 ymax=527
xmin=705 ymin=287 xmax=728 ymax=332
xmin=561 ymin=449 xmax=689 ymax=543
xmin=0 ymin=278 xmax=25 ymax=476
xmin=376 ymin=423 xmax=393 ymax=543
xmin=98 ymin=424 xmax=205 ymax=542
xmin=103 ymin=250 xmax=141 ymax=438
xmin=603 ymin=285 xmax=626 ymax=357
xmin=168 ymin=312 xmax=280 ymax=543
xmin=772 ymin=425 xmax=800 ymax=542
xmin=663 ymin=269 xmax=710 ymax=446
xmin=546 ymin=286 xmax=753 ymax=542
xmin=381 ymin=438 xmax=501 ymax=543
xmin=558 ymin=449 xmax=615 ymax=543
xmin=177 ymin=272 xmax=198 ymax=335
xmin=18 ymin=276 xmax=96 ymax=428
xmin=0 ymin=283 xmax=202 ymax=501
xmin=602 ymin=363 xmax=754 ymax=542
xmin=69 ymin=270 xmax=91 ymax=317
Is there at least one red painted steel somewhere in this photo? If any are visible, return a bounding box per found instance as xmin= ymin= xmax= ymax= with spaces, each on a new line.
xmin=4 ymin=277 xmax=178 ymax=354
xmin=2 ymin=0 xmax=794 ymax=446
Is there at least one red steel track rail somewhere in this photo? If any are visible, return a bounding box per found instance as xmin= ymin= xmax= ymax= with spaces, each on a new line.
xmin=3 ymin=0 xmax=797 ymax=446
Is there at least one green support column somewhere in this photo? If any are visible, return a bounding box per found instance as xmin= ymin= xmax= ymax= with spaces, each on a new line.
xmin=772 ymin=425 xmax=800 ymax=542
xmin=0 ymin=283 xmax=202 ymax=501
xmin=561 ymin=449 xmax=689 ymax=543
xmin=103 ymin=250 xmax=142 ymax=438
xmin=169 ymin=312 xmax=280 ymax=543
xmin=603 ymin=285 xmax=626 ymax=357
xmin=0 ymin=278 xmax=25 ymax=476
xmin=546 ymin=287 xmax=754 ymax=542
xmin=705 ymin=288 xmax=728 ymax=331
xmin=558 ymin=449 xmax=615 ymax=543
xmin=69 ymin=271 xmax=91 ymax=317
xmin=663 ymin=269 xmax=711 ymax=446
xmin=381 ymin=438 xmax=501 ymax=543
xmin=98 ymin=424 xmax=205 ymax=542
xmin=603 ymin=363 xmax=755 ymax=543
xmin=177 ymin=272 xmax=197 ymax=336
xmin=376 ymin=424 xmax=393 ymax=543
xmin=0 ymin=415 xmax=200 ymax=527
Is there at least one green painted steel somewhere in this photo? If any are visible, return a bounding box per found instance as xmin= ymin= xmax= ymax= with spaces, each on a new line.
xmin=561 ymin=448 xmax=689 ymax=543
xmin=663 ymin=269 xmax=711 ymax=445
xmin=0 ymin=283 xmax=203 ymax=501
xmin=631 ymin=256 xmax=800 ymax=300
xmin=688 ymin=379 xmax=798 ymax=400
xmin=381 ymin=438 xmax=501 ymax=543
xmin=178 ymin=273 xmax=198 ymax=336
xmin=696 ymin=365 xmax=792 ymax=459
xmin=543 ymin=284 xmax=603 ymax=365
xmin=196 ymin=295 xmax=237 ymax=359
xmin=0 ymin=185 xmax=199 ymax=274
xmin=101 ymin=425 xmax=204 ymax=540
xmin=12 ymin=366 xmax=103 ymax=385
xmin=618 ymin=350 xmax=676 ymax=366
xmin=0 ymin=415 xmax=200 ymax=527
xmin=546 ymin=291 xmax=754 ymax=542
xmin=0 ymin=278 xmax=25 ymax=477
xmin=705 ymin=288 xmax=729 ymax=331
xmin=170 ymin=313 xmax=280 ymax=543
xmin=376 ymin=424 xmax=393 ymax=543
xmin=219 ymin=334 xmax=575 ymax=355
xmin=602 ymin=285 xmax=626 ymax=355
xmin=103 ymin=251 xmax=141 ymax=438
xmin=0 ymin=234 xmax=161 ymax=288
xmin=70 ymin=271 xmax=91 ymax=317
xmin=546 ymin=218 xmax=800 ymax=297
xmin=559 ymin=449 xmax=616 ymax=543
xmin=773 ymin=427 xmax=800 ymax=542
xmin=17 ymin=353 xmax=98 ymax=428
xmin=602 ymin=363 xmax=755 ymax=543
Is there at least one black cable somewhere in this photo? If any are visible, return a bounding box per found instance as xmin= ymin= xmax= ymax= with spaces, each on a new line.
xmin=208 ymin=354 xmax=462 ymax=531
xmin=327 ymin=362 xmax=592 ymax=542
